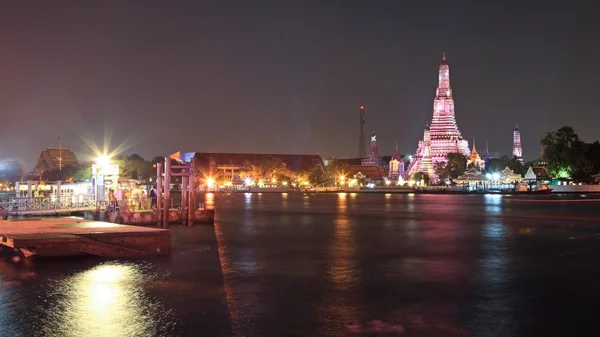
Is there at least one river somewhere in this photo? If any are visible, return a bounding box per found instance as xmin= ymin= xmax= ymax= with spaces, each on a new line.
xmin=1 ymin=192 xmax=599 ymax=336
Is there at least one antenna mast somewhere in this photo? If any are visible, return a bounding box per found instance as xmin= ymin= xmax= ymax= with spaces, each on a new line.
xmin=359 ymin=106 xmax=366 ymax=158
xmin=58 ymin=137 xmax=63 ymax=170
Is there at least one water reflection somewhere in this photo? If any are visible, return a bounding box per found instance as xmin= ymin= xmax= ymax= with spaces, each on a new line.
xmin=44 ymin=263 xmax=168 ymax=337
xmin=205 ymin=192 xmax=215 ymax=209
xmin=384 ymin=193 xmax=392 ymax=211
xmin=318 ymin=193 xmax=359 ymax=334
xmin=468 ymin=199 xmax=516 ymax=335
xmin=484 ymin=194 xmax=502 ymax=215
xmin=281 ymin=193 xmax=288 ymax=209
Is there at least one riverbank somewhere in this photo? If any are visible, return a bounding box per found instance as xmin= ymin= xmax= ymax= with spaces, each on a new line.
xmin=229 ymin=188 xmax=600 ymax=195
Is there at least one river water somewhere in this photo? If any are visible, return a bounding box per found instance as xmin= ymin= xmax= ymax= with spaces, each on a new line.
xmin=1 ymin=192 xmax=599 ymax=336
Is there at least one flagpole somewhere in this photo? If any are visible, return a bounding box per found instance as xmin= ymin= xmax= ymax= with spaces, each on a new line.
xmin=58 ymin=137 xmax=62 ymax=171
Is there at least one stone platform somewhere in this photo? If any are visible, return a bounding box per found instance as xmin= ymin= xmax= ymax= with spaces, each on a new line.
xmin=0 ymin=217 xmax=171 ymax=258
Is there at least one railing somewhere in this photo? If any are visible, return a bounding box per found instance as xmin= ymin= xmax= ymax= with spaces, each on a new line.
xmin=0 ymin=194 xmax=97 ymax=215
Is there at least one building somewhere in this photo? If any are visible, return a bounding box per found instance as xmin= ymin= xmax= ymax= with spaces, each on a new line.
xmin=169 ymin=151 xmax=324 ymax=183
xmin=406 ymin=53 xmax=470 ymax=180
xmin=388 ymin=142 xmax=405 ymax=179
xmin=408 ymin=122 xmax=435 ymax=178
xmin=466 ymin=139 xmax=485 ymax=170
xmin=361 ymin=131 xmax=383 ymax=167
xmin=33 ymin=147 xmax=79 ymax=175
xmin=513 ymin=124 xmax=523 ymax=162
xmin=524 ymin=166 xmax=551 ymax=182
xmin=345 ymin=165 xmax=387 ymax=185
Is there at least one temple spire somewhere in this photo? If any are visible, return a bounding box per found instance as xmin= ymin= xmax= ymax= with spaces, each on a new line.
xmin=442 ymin=52 xmax=446 ymax=62
xmin=515 ymin=123 xmax=519 ymax=130
xmin=472 ymin=137 xmax=476 ymax=152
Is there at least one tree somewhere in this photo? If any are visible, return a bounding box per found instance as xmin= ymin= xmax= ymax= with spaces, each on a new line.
xmin=486 ymin=156 xmax=510 ymax=173
xmin=506 ymin=156 xmax=525 ymax=175
xmin=239 ymin=156 xmax=294 ymax=184
xmin=434 ymin=161 xmax=449 ymax=181
xmin=309 ymin=167 xmax=326 ymax=186
xmin=540 ymin=126 xmax=585 ymax=179
xmin=410 ymin=172 xmax=430 ymax=185
xmin=433 ymin=153 xmax=466 ymax=181
xmin=72 ymin=165 xmax=93 ymax=182
xmin=446 ymin=153 xmax=467 ymax=179
xmin=113 ymin=154 xmax=155 ymax=181
xmin=584 ymin=141 xmax=600 ymax=175
xmin=41 ymin=166 xmax=78 ymax=182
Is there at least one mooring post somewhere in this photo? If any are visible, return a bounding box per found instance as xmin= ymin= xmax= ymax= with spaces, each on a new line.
xmin=181 ymin=175 xmax=188 ymax=226
xmin=188 ymin=162 xmax=195 ymax=227
xmin=163 ymin=158 xmax=171 ymax=228
xmin=156 ymin=162 xmax=163 ymax=227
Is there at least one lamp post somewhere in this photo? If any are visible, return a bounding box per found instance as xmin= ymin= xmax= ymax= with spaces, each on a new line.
xmin=93 ymin=156 xmax=110 ymax=203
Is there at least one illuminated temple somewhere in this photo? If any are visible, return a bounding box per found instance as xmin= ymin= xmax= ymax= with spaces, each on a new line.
xmin=407 ymin=53 xmax=470 ymax=179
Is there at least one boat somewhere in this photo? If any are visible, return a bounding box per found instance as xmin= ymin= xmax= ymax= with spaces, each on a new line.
xmin=515 ymin=181 xmax=553 ymax=194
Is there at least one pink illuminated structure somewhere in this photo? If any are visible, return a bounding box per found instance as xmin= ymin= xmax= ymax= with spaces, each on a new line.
xmin=513 ymin=124 xmax=523 ymax=162
xmin=407 ymin=53 xmax=470 ymax=179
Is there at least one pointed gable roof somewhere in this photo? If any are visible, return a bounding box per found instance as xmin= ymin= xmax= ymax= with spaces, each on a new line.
xmin=524 ymin=166 xmax=536 ymax=180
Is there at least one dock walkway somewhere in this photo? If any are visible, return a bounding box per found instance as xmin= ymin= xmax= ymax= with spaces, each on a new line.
xmin=0 ymin=217 xmax=170 ymax=258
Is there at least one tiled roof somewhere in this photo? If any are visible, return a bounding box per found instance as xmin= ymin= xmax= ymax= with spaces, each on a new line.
xmin=33 ymin=148 xmax=79 ymax=173
xmin=345 ymin=165 xmax=386 ymax=181
xmin=191 ymin=152 xmax=324 ymax=173
xmin=532 ymin=167 xmax=550 ymax=178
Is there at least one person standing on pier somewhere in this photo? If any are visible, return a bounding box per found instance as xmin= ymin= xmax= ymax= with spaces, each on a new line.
xmin=150 ymin=187 xmax=157 ymax=209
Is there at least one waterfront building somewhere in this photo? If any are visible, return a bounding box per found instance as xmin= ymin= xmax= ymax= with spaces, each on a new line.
xmin=388 ymin=142 xmax=405 ymax=179
xmin=466 ymin=139 xmax=485 ymax=170
xmin=407 ymin=53 xmax=470 ymax=180
xmin=454 ymin=167 xmax=487 ymax=186
xmin=169 ymin=151 xmax=324 ymax=184
xmin=524 ymin=166 xmax=551 ymax=183
xmin=513 ymin=124 xmax=523 ymax=162
xmin=344 ymin=165 xmax=387 ymax=185
xmin=498 ymin=167 xmax=522 ymax=183
xmin=33 ymin=147 xmax=79 ymax=176
xmin=361 ymin=131 xmax=383 ymax=167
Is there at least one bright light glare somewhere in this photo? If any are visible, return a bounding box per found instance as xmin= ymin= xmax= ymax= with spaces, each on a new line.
xmin=206 ymin=178 xmax=215 ymax=187
xmin=96 ymin=156 xmax=110 ymax=168
xmin=90 ymin=265 xmax=122 ymax=282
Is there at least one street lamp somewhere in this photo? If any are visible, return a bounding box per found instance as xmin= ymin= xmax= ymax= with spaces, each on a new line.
xmin=93 ymin=155 xmax=111 ymax=203
xmin=206 ymin=178 xmax=215 ymax=188
xmin=96 ymin=155 xmax=110 ymax=168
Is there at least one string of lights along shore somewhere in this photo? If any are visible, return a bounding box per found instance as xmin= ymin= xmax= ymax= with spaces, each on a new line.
xmin=406 ymin=53 xmax=523 ymax=180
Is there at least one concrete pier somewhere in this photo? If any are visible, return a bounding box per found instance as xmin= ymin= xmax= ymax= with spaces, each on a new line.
xmin=0 ymin=217 xmax=171 ymax=258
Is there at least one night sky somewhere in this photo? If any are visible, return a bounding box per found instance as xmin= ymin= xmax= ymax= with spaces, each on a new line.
xmin=1 ymin=1 xmax=598 ymax=168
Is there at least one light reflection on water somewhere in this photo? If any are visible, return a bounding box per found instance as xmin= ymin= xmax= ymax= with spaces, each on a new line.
xmin=318 ymin=192 xmax=359 ymax=333
xmin=41 ymin=263 xmax=174 ymax=337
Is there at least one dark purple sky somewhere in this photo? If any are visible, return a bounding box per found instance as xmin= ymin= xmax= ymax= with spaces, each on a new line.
xmin=0 ymin=1 xmax=598 ymax=168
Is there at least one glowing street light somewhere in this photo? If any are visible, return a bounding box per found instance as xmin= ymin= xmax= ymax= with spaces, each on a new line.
xmin=96 ymin=155 xmax=110 ymax=169
xmin=206 ymin=178 xmax=215 ymax=187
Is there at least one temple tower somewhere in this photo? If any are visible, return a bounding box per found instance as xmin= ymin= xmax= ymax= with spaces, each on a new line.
xmin=407 ymin=53 xmax=470 ymax=179
xmin=467 ymin=138 xmax=485 ymax=169
xmin=389 ymin=141 xmax=405 ymax=178
xmin=361 ymin=130 xmax=382 ymax=166
xmin=513 ymin=123 xmax=523 ymax=162
xmin=429 ymin=52 xmax=469 ymax=157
